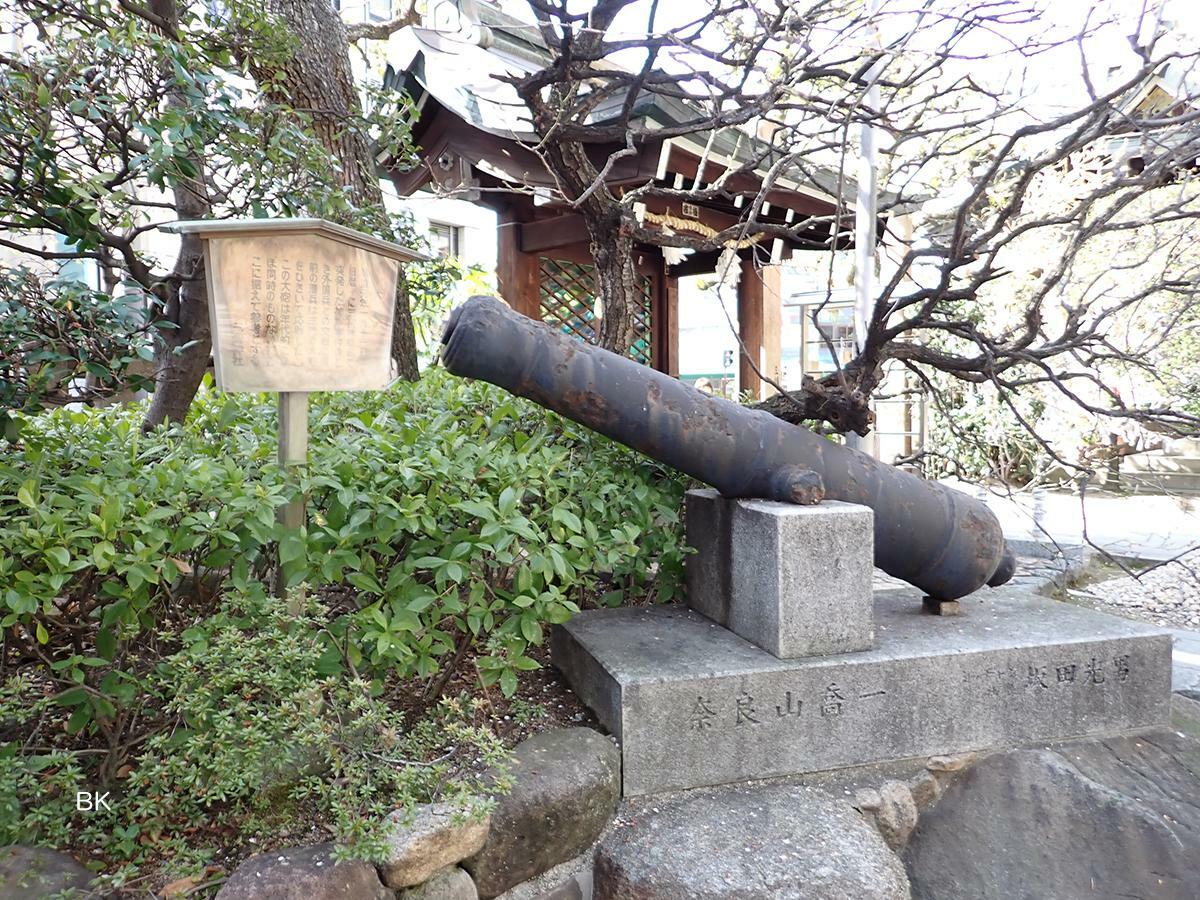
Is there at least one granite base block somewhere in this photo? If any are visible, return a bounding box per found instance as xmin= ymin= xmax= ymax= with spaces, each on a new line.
xmin=684 ymin=489 xmax=874 ymax=658
xmin=551 ymin=587 xmax=1172 ymax=796
xmin=683 ymin=488 xmax=731 ymax=626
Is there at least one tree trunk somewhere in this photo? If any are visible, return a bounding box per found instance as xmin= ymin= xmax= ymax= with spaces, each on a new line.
xmin=532 ymin=134 xmax=638 ymax=354
xmin=753 ymin=382 xmax=874 ymax=436
xmin=588 ymin=207 xmax=638 ymax=353
xmin=752 ymin=352 xmax=886 ymax=436
xmin=239 ymin=0 xmax=419 ymax=380
xmin=142 ymin=0 xmax=214 ymax=431
xmin=141 ymin=235 xmax=212 ymax=429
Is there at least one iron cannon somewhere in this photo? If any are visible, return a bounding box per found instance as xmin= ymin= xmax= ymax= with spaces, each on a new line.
xmin=440 ymin=295 xmax=1015 ymax=600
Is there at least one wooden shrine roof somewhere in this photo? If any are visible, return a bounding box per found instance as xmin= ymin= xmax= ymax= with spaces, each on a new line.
xmin=380 ymin=8 xmax=886 ymax=265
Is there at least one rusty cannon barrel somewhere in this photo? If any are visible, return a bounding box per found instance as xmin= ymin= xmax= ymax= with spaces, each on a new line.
xmin=441 ymin=295 xmax=1015 ymax=600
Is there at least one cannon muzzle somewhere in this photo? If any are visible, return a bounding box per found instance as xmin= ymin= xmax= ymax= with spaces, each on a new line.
xmin=441 ymin=296 xmax=1014 ymax=600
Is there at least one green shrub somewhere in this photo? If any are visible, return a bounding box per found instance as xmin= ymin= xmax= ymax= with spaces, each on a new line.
xmin=1 ymin=592 xmax=505 ymax=886
xmin=1 ymin=370 xmax=685 ymax=732
xmin=1 ymin=401 xmax=287 ymax=749
xmin=300 ymin=373 xmax=688 ymax=694
xmin=0 ymin=265 xmax=155 ymax=430
xmin=923 ymin=382 xmax=1049 ymax=484
xmin=0 ymin=368 xmax=686 ymax=880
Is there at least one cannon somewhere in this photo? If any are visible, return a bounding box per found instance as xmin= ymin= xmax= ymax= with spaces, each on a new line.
xmin=440 ymin=296 xmax=1015 ymax=600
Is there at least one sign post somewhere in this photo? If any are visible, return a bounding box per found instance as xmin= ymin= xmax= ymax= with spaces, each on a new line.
xmin=161 ymin=218 xmax=426 ymax=606
xmin=276 ymin=390 xmax=309 ymax=609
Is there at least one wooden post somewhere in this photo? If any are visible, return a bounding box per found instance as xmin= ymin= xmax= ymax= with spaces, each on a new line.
xmin=276 ymin=391 xmax=308 ymax=610
xmin=664 ymin=271 xmax=680 ymax=378
xmin=651 ymin=255 xmax=680 ymax=377
xmin=737 ymin=257 xmax=765 ymax=399
xmin=761 ymin=265 xmax=783 ymax=397
xmin=496 ymin=203 xmax=541 ymax=319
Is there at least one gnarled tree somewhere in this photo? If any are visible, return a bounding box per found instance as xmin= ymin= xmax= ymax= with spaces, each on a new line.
xmin=0 ymin=0 xmax=431 ymax=430
xmin=494 ymin=0 xmax=1200 ymax=480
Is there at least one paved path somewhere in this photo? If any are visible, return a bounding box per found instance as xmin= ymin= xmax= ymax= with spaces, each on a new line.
xmin=940 ymin=479 xmax=1200 ymax=561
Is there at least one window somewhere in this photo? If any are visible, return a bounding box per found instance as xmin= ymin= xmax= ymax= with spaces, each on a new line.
xmin=331 ymin=0 xmax=391 ymax=20
xmin=429 ymin=222 xmax=462 ymax=258
xmin=780 ymin=299 xmax=856 ymax=388
xmin=54 ymin=233 xmax=100 ymax=290
xmin=0 ymin=9 xmax=23 ymax=54
xmin=801 ymin=303 xmax=856 ymax=376
xmin=366 ymin=0 xmax=392 ymax=22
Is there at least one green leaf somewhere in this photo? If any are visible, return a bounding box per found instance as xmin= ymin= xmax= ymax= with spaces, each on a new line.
xmin=406 ymin=591 xmax=437 ymax=613
xmin=498 ymin=486 xmax=518 ymax=517
xmin=347 ymin=572 xmax=383 ymax=594
xmin=66 ymin=704 xmax=92 ymax=734
xmin=599 ymin=590 xmax=624 ymax=607
xmin=499 ymin=668 xmax=518 ymax=697
xmin=456 ymin=500 xmax=494 ymax=520
xmin=519 ymin=614 xmax=542 ymax=644
xmin=552 ymin=507 xmax=581 ymax=532
xmin=279 ymin=534 xmax=305 ymax=564
xmin=16 ymin=481 xmax=37 ymax=508
xmin=56 ymin=687 xmax=88 ymax=707
xmin=92 ymin=541 xmax=116 ymax=570
xmin=95 ymin=628 xmax=116 ymax=661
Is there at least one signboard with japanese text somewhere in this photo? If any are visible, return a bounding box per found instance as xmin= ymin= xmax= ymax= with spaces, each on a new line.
xmin=164 ymin=219 xmax=425 ymax=393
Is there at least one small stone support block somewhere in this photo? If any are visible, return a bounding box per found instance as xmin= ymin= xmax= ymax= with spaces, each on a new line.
xmin=551 ymin=587 xmax=1173 ymax=796
xmin=923 ymin=596 xmax=962 ymax=617
xmin=685 ymin=488 xmax=874 ymax=658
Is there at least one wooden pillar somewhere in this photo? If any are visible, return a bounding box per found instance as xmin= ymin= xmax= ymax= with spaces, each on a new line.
xmin=664 ymin=271 xmax=680 ymax=377
xmin=496 ymin=204 xmax=540 ymax=319
xmin=737 ymin=258 xmax=764 ymax=399
xmin=761 ymin=265 xmax=783 ymax=397
xmin=654 ymin=256 xmax=680 ymax=377
xmin=737 ymin=259 xmax=783 ymax=399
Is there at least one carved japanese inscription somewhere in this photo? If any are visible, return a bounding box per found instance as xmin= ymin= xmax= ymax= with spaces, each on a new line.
xmin=669 ymin=651 xmax=1140 ymax=745
xmin=682 ymin=680 xmax=890 ymax=732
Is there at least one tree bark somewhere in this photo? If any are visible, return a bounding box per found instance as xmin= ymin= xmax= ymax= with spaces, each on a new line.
xmin=752 ymin=349 xmax=888 ymax=435
xmin=141 ymin=234 xmax=212 ymax=429
xmin=530 ymin=129 xmax=638 ymax=354
xmin=239 ymin=0 xmax=419 ymax=380
xmin=588 ymin=206 xmax=638 ymax=353
xmin=142 ymin=0 xmax=214 ymax=430
xmin=753 ymin=381 xmax=874 ymax=436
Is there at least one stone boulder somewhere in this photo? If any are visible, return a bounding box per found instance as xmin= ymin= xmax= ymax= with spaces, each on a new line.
xmin=379 ymin=803 xmax=490 ymax=889
xmin=904 ymin=731 xmax=1200 ymax=900
xmin=593 ymin=783 xmax=911 ymax=899
xmin=464 ymin=728 xmax=619 ymax=898
xmin=855 ymin=780 xmax=919 ymax=851
xmin=0 ymin=846 xmax=94 ymax=899
xmin=215 ymin=843 xmax=391 ymax=899
xmin=1173 ymin=692 xmax=1200 ymax=739
xmin=398 ymin=865 xmax=477 ymax=900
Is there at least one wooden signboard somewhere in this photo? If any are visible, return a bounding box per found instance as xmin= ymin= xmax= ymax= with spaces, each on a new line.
xmin=163 ymin=218 xmax=426 ymax=392
xmin=161 ymin=218 xmax=427 ymax=604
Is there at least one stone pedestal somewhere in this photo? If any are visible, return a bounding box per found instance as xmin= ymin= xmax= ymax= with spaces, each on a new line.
xmin=551 ymin=587 xmax=1172 ymax=796
xmin=685 ymin=489 xmax=874 ymax=658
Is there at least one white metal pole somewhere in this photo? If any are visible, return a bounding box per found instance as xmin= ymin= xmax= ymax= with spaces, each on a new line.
xmin=848 ymin=0 xmax=884 ymax=453
xmin=855 ymin=0 xmax=884 ymax=349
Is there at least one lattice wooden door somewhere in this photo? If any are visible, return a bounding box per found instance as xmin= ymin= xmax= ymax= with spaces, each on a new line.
xmin=539 ymin=257 xmax=654 ymax=365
